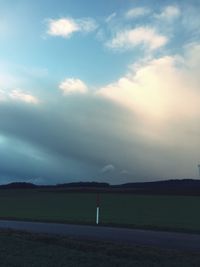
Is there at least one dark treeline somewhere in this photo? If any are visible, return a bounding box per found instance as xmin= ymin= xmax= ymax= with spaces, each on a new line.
xmin=1 ymin=179 xmax=200 ymax=195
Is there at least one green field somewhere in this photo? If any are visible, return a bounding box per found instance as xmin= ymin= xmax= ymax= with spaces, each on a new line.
xmin=0 ymin=189 xmax=200 ymax=232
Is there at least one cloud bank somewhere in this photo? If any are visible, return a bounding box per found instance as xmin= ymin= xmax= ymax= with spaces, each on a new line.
xmin=0 ymin=43 xmax=199 ymax=184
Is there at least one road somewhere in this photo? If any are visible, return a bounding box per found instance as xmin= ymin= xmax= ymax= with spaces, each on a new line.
xmin=0 ymin=220 xmax=200 ymax=251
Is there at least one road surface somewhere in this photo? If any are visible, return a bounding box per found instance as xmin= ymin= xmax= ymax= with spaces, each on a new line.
xmin=0 ymin=220 xmax=200 ymax=251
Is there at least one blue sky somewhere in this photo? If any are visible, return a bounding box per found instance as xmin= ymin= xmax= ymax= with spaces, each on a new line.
xmin=2 ymin=0 xmax=198 ymax=88
xmin=0 ymin=0 xmax=133 ymax=86
xmin=0 ymin=0 xmax=200 ymax=184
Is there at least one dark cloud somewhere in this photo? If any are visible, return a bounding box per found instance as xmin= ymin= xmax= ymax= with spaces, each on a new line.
xmin=0 ymin=96 xmax=139 ymax=184
xmin=0 ymin=92 xmax=199 ymax=184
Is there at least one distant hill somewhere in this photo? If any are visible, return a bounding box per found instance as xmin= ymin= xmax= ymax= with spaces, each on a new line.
xmin=55 ymin=182 xmax=110 ymax=188
xmin=0 ymin=181 xmax=109 ymax=189
xmin=0 ymin=182 xmax=38 ymax=189
xmin=113 ymin=179 xmax=200 ymax=195
xmin=115 ymin=179 xmax=200 ymax=189
xmin=0 ymin=179 xmax=200 ymax=195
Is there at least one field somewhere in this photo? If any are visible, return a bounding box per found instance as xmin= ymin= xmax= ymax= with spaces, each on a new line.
xmin=0 ymin=189 xmax=200 ymax=232
xmin=0 ymin=229 xmax=200 ymax=267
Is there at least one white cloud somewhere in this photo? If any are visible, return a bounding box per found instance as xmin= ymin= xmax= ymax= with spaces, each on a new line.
xmin=97 ymin=43 xmax=200 ymax=141
xmin=47 ymin=18 xmax=78 ymax=37
xmin=105 ymin=12 xmax=117 ymax=23
xmin=47 ymin=17 xmax=97 ymax=38
xmin=125 ymin=7 xmax=151 ymax=19
xmin=0 ymin=89 xmax=39 ymax=104
xmin=155 ymin=5 xmax=180 ymax=21
xmin=107 ymin=26 xmax=168 ymax=51
xmin=9 ymin=89 xmax=39 ymax=104
xmin=59 ymin=78 xmax=88 ymax=95
xmin=101 ymin=164 xmax=115 ymax=173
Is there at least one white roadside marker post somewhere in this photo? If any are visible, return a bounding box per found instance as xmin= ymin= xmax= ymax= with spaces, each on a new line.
xmin=96 ymin=206 xmax=99 ymax=225
xmin=96 ymin=193 xmax=100 ymax=225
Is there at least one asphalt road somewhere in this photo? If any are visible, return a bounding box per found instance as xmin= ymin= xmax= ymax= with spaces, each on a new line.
xmin=0 ymin=220 xmax=200 ymax=251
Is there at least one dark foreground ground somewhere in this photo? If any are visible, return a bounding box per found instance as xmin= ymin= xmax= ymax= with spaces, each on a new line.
xmin=0 ymin=229 xmax=200 ymax=267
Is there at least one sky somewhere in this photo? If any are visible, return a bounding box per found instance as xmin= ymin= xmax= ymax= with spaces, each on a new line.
xmin=0 ymin=0 xmax=200 ymax=184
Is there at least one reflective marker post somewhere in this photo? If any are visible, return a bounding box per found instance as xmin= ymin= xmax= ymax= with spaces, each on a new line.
xmin=96 ymin=193 xmax=100 ymax=225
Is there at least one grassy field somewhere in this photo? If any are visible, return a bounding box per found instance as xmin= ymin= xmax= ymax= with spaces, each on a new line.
xmin=0 ymin=229 xmax=200 ymax=267
xmin=0 ymin=189 xmax=200 ymax=232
